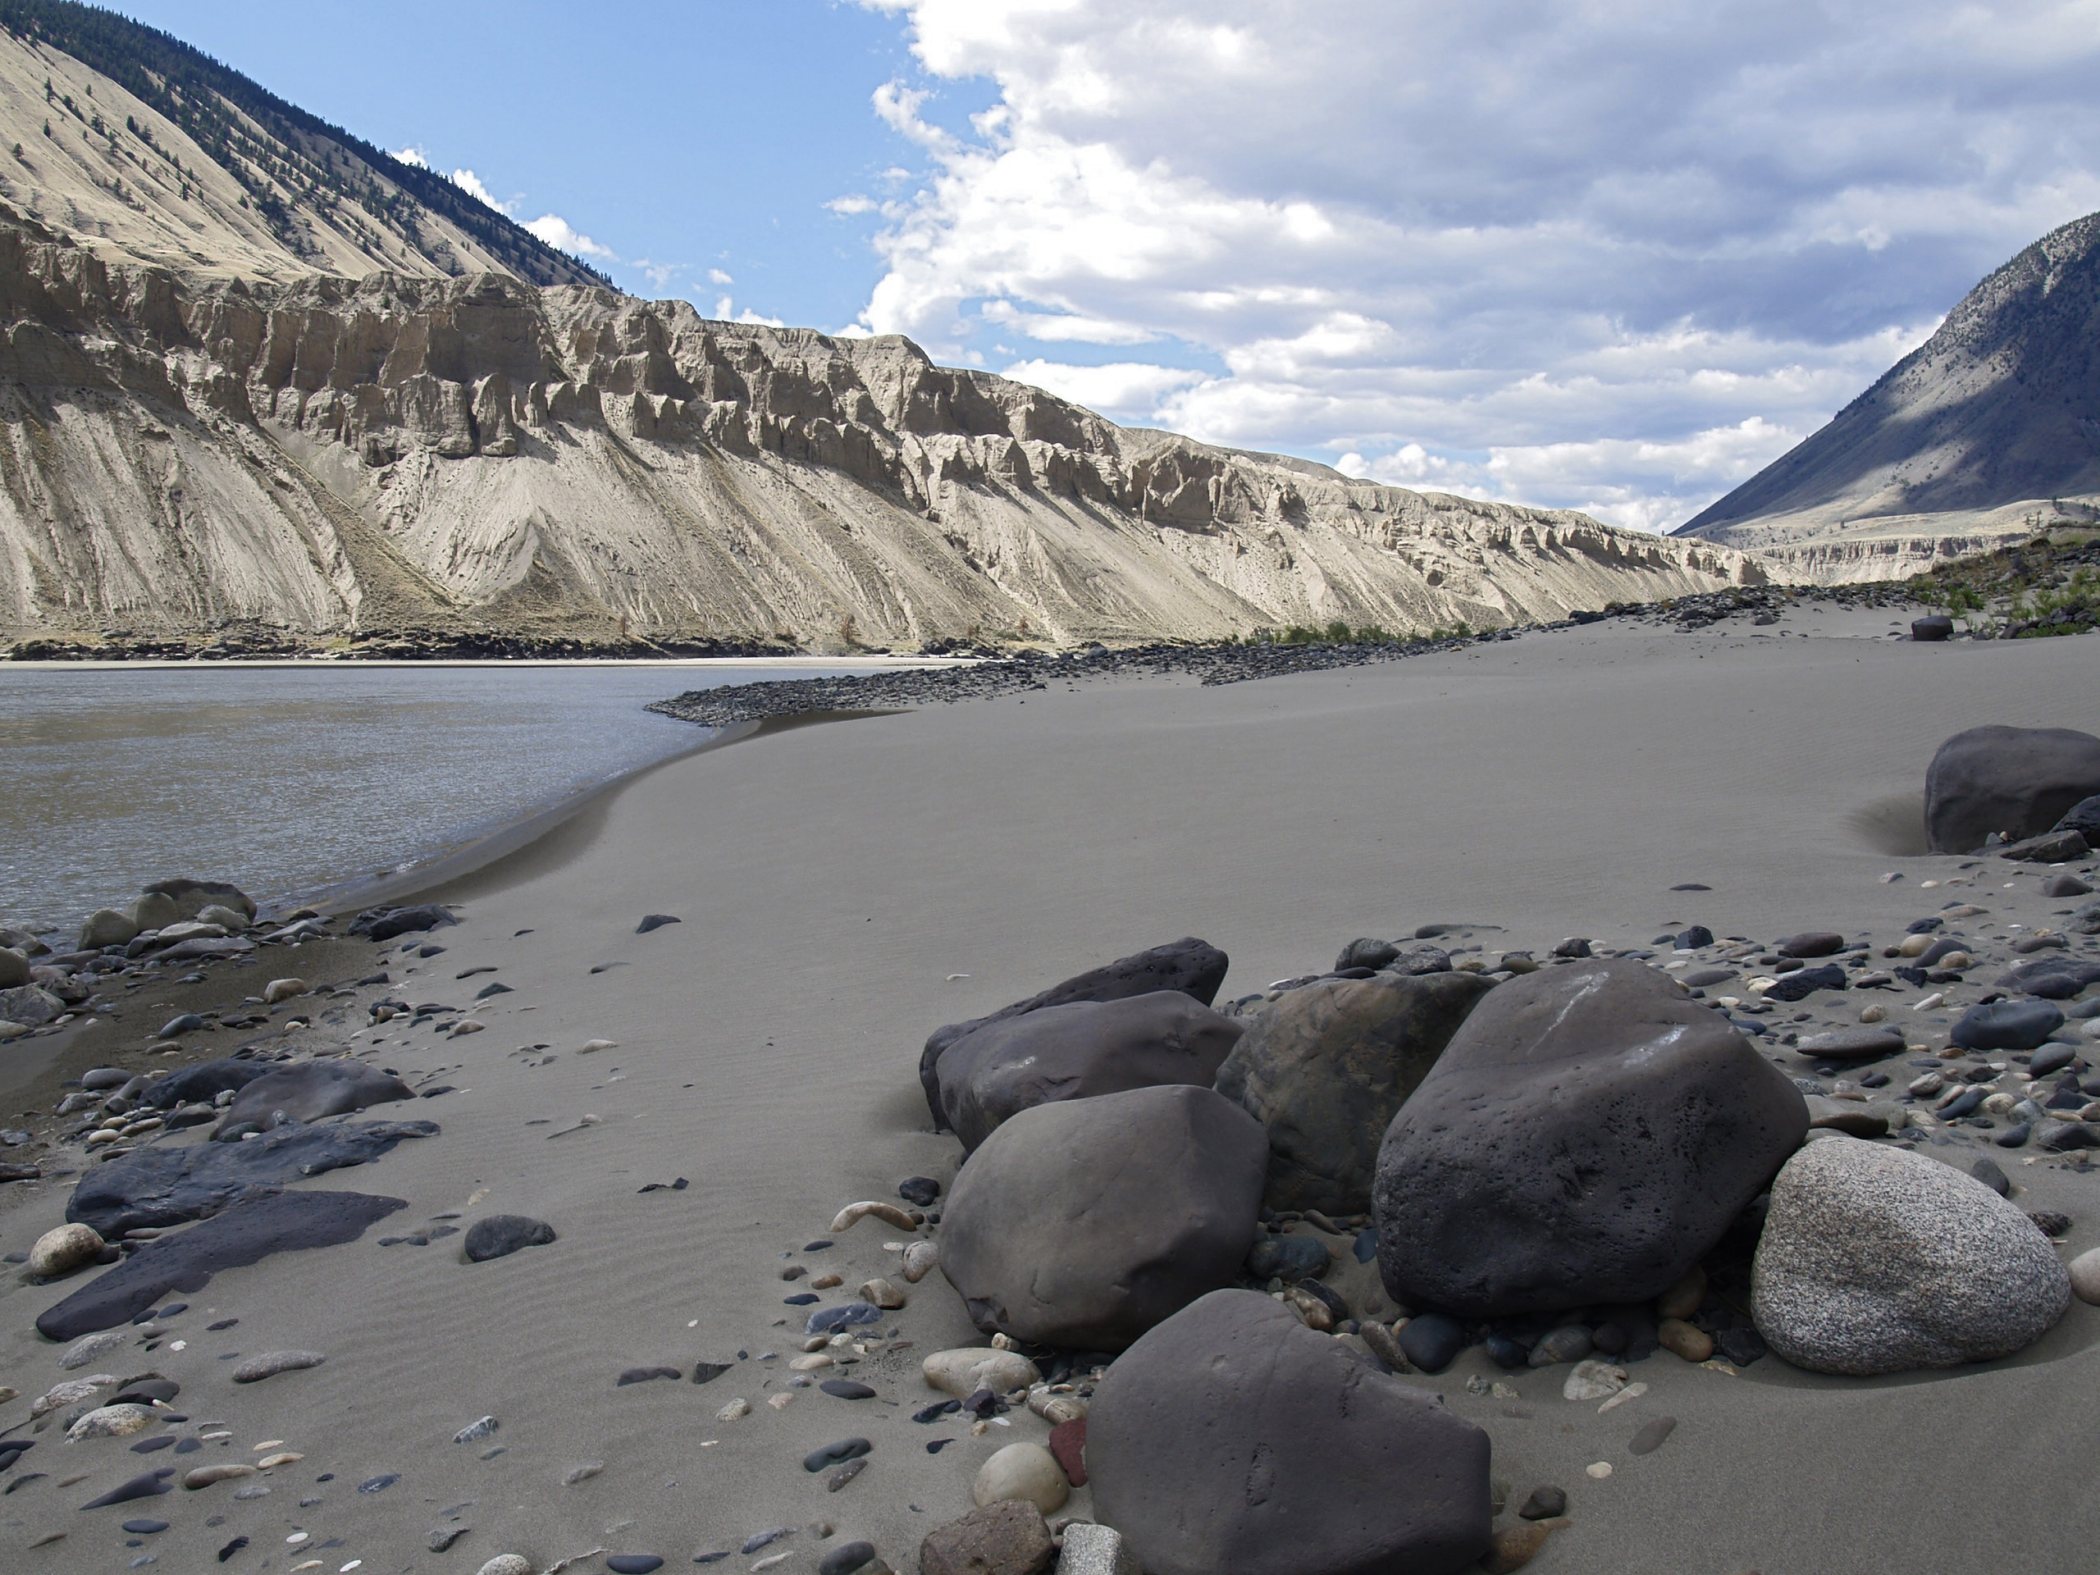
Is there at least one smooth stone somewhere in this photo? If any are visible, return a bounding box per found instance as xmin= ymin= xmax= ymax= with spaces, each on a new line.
xmin=973 ymin=1442 xmax=1070 ymax=1515
xmin=1752 ymin=1139 xmax=2072 ymax=1374
xmin=1953 ymin=1000 xmax=2066 ymax=1052
xmin=215 ymin=1060 xmax=414 ymax=1136
xmin=1560 ymin=1359 xmax=1625 ymax=1401
xmin=1657 ymin=1318 xmax=1714 ymax=1362
xmin=820 ymin=1379 xmax=877 ymax=1400
xmin=232 ymin=1350 xmax=325 ymax=1383
xmin=1245 ymin=1233 xmax=1331 ymax=1283
xmin=80 ymin=1469 xmax=174 ymax=1509
xmin=803 ymin=1438 xmax=871 ymax=1473
xmin=29 ymin=1222 xmax=105 ymax=1279
xmin=940 ymin=1084 xmax=1264 ymax=1350
xmin=1517 ymin=1486 xmax=1567 ymax=1520
xmin=182 ymin=1464 xmax=257 ymax=1489
xmin=920 ymin=937 xmax=1230 ymax=1128
xmin=923 ymin=1348 xmax=1041 ymax=1399
xmin=67 ymin=1404 xmax=159 ymax=1440
xmin=350 ymin=903 xmax=457 ymax=942
xmin=819 ymin=1542 xmax=879 ymax=1575
xmin=59 ymin=1330 xmax=131 ymax=1371
xmin=1628 ymin=1416 xmax=1678 ymax=1455
xmin=939 ymin=990 xmax=1244 ymax=1153
xmin=476 ymin=1559 xmax=535 ymax=1575
xmin=2069 ymin=1248 xmax=2100 ymax=1306
xmin=1481 ymin=1524 xmax=1551 ymax=1573
xmin=1794 ymin=1026 xmax=1905 ymax=1062
xmin=1397 ymin=1313 xmax=1466 ymax=1374
xmin=635 ymin=913 xmax=681 ymax=933
xmin=606 ymin=1558 xmax=665 ymax=1574
xmin=1087 ymin=1290 xmax=1492 ymax=1575
xmin=463 ymin=1214 xmax=557 ymax=1262
xmin=1763 ymin=964 xmax=1848 ymax=1001
xmin=1777 ymin=932 xmax=1846 ymax=958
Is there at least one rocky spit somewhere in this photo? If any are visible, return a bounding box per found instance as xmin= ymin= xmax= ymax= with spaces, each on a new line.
xmin=4 ymin=707 xmax=2100 ymax=1571
xmin=650 ymin=581 xmax=1921 ymax=728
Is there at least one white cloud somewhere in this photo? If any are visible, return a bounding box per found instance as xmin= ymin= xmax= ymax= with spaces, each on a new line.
xmin=706 ymin=267 xmax=734 ymax=286
xmin=632 ymin=258 xmax=681 ymax=291
xmin=826 ymin=194 xmax=880 ymax=216
xmin=1000 ymin=358 xmax=1204 ymax=418
xmin=449 ymin=167 xmax=511 ymax=215
xmin=389 ymin=145 xmax=430 ymax=169
xmin=525 ymin=213 xmax=616 ymax=262
xmin=850 ymin=0 xmax=2100 ymax=529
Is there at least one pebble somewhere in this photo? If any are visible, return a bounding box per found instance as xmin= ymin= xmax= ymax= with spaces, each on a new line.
xmin=33 ymin=1375 xmax=117 ymax=1417
xmin=715 ymin=1399 xmax=750 ymax=1422
xmin=60 ymin=1330 xmax=131 ymax=1371
xmin=971 ymin=1441 xmax=1069 ymax=1515
xmin=1396 ymin=1313 xmax=1465 ymax=1373
xmin=462 ymin=1214 xmax=557 ymax=1262
xmin=859 ymin=1277 xmax=906 ymax=1309
xmin=232 ymin=1351 xmax=326 ymax=1384
xmin=67 ymin=1404 xmax=159 ymax=1440
xmin=258 ymin=1451 xmax=304 ymax=1469
xmin=1585 ymin=1461 xmax=1614 ymax=1480
xmin=1518 ymin=1485 xmax=1567 ymax=1520
xmin=183 ymin=1464 xmax=258 ymax=1490
xmin=924 ymin=1348 xmax=1041 ymax=1398
xmin=561 ymin=1460 xmax=604 ymax=1485
xmin=831 ymin=1201 xmax=918 ymax=1233
xmin=262 ymin=979 xmax=310 ymax=1004
xmin=476 ymin=1559 xmax=535 ymax=1575
xmin=899 ymin=1241 xmax=939 ymax=1283
xmin=820 ymin=1379 xmax=877 ymax=1401
xmin=1561 ymin=1360 xmax=1627 ymax=1401
xmin=818 ymin=1542 xmax=877 ymax=1575
xmin=428 ymin=1526 xmax=471 ymax=1552
xmin=1628 ymin=1415 xmax=1678 ymax=1455
xmin=606 ymin=1558 xmax=665 ymax=1573
xmin=1657 ymin=1318 xmax=1714 ymax=1363
xmin=1481 ymin=1523 xmax=1551 ymax=1573
xmin=2070 ymin=1248 xmax=2100 ymax=1306
xmin=1530 ymin=1325 xmax=1594 ymax=1367
xmin=454 ymin=1416 xmax=499 ymax=1443
xmin=29 ymin=1223 xmax=105 ymax=1279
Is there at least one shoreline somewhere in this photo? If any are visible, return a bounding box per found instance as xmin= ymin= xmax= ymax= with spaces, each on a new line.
xmin=4 ymin=608 xmax=2100 ymax=1573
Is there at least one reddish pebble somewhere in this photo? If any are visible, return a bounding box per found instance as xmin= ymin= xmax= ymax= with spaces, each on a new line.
xmin=1049 ymin=1416 xmax=1087 ymax=1487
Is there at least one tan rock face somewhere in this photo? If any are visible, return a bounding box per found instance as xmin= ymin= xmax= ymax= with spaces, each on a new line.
xmin=0 ymin=218 xmax=1759 ymax=652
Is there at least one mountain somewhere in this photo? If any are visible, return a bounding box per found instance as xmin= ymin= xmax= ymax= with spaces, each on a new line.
xmin=1676 ymin=210 xmax=2100 ymax=581
xmin=0 ymin=0 xmax=604 ymax=286
xmin=0 ymin=4 xmax=1759 ymax=654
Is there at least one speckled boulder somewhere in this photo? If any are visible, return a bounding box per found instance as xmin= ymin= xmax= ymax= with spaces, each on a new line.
xmin=1752 ymin=1138 xmax=2071 ymax=1375
xmin=1087 ymin=1289 xmax=1492 ymax=1575
xmin=1215 ymin=969 xmax=1495 ymax=1213
xmin=941 ymin=1084 xmax=1264 ymax=1350
xmin=920 ymin=938 xmax=1229 ymax=1128
xmin=938 ymin=990 xmax=1244 ymax=1153
xmin=1375 ymin=959 xmax=1808 ymax=1317
xmin=1925 ymin=725 xmax=2100 ymax=854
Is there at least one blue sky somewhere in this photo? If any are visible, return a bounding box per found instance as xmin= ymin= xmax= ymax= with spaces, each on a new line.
xmin=100 ymin=2 xmax=2100 ymax=530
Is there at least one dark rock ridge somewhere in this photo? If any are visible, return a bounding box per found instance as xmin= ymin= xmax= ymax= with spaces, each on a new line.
xmin=1087 ymin=1290 xmax=1492 ymax=1575
xmin=67 ymin=1118 xmax=435 ymax=1236
xmin=35 ymin=1190 xmax=405 ymax=1340
xmin=1375 ymin=958 xmax=1809 ymax=1318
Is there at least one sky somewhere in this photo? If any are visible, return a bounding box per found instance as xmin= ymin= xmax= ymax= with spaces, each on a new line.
xmin=106 ymin=0 xmax=2100 ymax=531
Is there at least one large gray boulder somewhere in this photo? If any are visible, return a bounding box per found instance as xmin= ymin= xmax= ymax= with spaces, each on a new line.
xmin=1215 ymin=969 xmax=1495 ymax=1213
xmin=940 ymin=1084 xmax=1264 ymax=1350
xmin=919 ymin=938 xmax=1229 ymax=1128
xmin=1087 ymin=1290 xmax=1492 ymax=1575
xmin=1925 ymin=725 xmax=2100 ymax=854
xmin=0 ymin=947 xmax=30 ymax=989
xmin=143 ymin=878 xmax=256 ymax=924
xmin=0 ymin=984 xmax=65 ymax=1027
xmin=1752 ymin=1138 xmax=2072 ymax=1374
xmin=938 ymin=990 xmax=1243 ymax=1153
xmin=215 ymin=1060 xmax=414 ymax=1136
xmin=1375 ymin=959 xmax=1808 ymax=1318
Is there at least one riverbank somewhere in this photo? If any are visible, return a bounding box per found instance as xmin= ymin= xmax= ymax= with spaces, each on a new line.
xmin=3 ymin=607 xmax=2098 ymax=1573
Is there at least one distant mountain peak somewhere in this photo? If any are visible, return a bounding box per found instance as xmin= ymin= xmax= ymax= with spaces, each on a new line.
xmin=1675 ymin=208 xmax=2100 ymax=579
xmin=0 ymin=0 xmax=609 ymax=286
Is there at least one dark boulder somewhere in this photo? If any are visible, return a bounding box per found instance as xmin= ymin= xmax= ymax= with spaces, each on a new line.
xmin=214 ymin=1061 xmax=414 ymax=1135
xmin=1087 ymin=1290 xmax=1492 ymax=1575
xmin=940 ymin=1084 xmax=1264 ymax=1349
xmin=937 ymin=990 xmax=1244 ymax=1152
xmin=1997 ymin=958 xmax=2100 ymax=1000
xmin=35 ymin=1191 xmax=404 ymax=1341
xmin=1925 ymin=725 xmax=2100 ymax=854
xmin=1951 ymin=1000 xmax=2066 ymax=1052
xmin=919 ymin=938 xmax=1229 ymax=1128
xmin=1375 ymin=959 xmax=1808 ymax=1318
xmin=2053 ymin=795 xmax=2100 ymax=845
xmin=143 ymin=879 xmax=256 ymax=923
xmin=139 ymin=1058 xmax=271 ymax=1110
xmin=463 ymin=1214 xmax=557 ymax=1262
xmin=1910 ymin=615 xmax=1953 ymax=642
xmin=349 ymin=903 xmax=459 ymax=943
xmin=1214 ymin=969 xmax=1495 ymax=1213
xmin=68 ymin=1120 xmax=437 ymax=1236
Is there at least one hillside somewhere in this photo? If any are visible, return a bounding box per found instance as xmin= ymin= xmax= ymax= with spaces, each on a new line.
xmin=0 ymin=4 xmax=1762 ymax=654
xmin=1676 ymin=210 xmax=2100 ymax=581
xmin=0 ymin=0 xmax=605 ymax=286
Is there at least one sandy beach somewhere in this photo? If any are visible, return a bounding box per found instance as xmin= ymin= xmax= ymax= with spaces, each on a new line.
xmin=5 ymin=603 xmax=2100 ymax=1574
